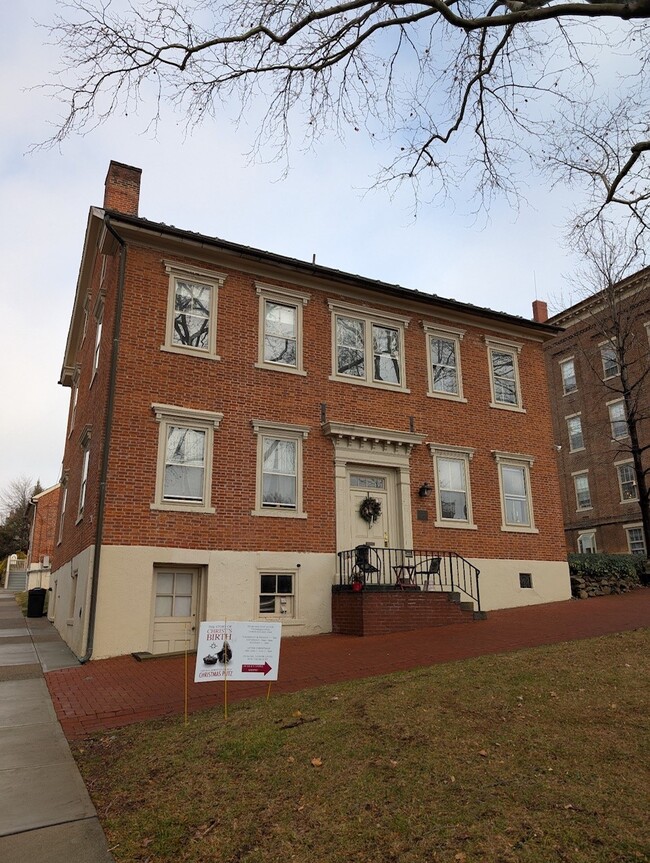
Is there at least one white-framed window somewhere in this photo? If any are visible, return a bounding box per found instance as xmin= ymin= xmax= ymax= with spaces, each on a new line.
xmin=256 ymin=283 xmax=309 ymax=375
xmin=608 ymin=400 xmax=628 ymax=440
xmin=625 ymin=524 xmax=647 ymax=556
xmin=566 ymin=414 xmax=584 ymax=452
xmin=69 ymin=367 xmax=80 ymax=435
xmin=162 ymin=261 xmax=225 ymax=360
xmin=578 ymin=531 xmax=597 ymax=554
xmin=573 ymin=472 xmax=592 ymax=511
xmin=258 ymin=571 xmax=296 ymax=618
xmin=486 ymin=338 xmax=524 ymax=411
xmin=77 ymin=445 xmax=90 ymax=520
xmin=252 ymin=421 xmax=309 ymax=518
xmin=328 ymin=301 xmax=410 ymax=391
xmin=616 ymin=461 xmax=638 ymax=502
xmin=600 ymin=341 xmax=620 ymax=379
xmin=424 ymin=324 xmax=466 ymax=401
xmin=91 ymin=302 xmax=103 ymax=381
xmin=151 ymin=404 xmax=223 ymax=513
xmin=493 ymin=451 xmax=537 ymax=532
xmin=560 ymin=357 xmax=577 ymax=394
xmin=57 ymin=484 xmax=67 ymax=545
xmin=429 ymin=444 xmax=476 ymax=529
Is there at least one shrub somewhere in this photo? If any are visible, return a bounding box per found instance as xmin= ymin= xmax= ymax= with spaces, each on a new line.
xmin=568 ymin=553 xmax=644 ymax=583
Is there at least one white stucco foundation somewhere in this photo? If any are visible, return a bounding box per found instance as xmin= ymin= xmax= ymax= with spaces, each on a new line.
xmin=51 ymin=544 xmax=572 ymax=660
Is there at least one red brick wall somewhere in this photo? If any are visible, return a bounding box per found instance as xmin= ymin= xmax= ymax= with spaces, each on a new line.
xmin=332 ymin=590 xmax=474 ymax=635
xmin=28 ymin=486 xmax=61 ymax=566
xmin=55 ymin=233 xmax=568 ymax=568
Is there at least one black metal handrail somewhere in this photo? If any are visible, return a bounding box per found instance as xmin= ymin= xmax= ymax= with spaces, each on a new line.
xmin=337 ymin=546 xmax=481 ymax=612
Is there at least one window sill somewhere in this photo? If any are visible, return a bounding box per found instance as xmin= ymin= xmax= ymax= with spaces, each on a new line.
xmin=576 ymin=507 xmax=593 ymax=513
xmin=150 ymin=503 xmax=216 ymax=514
xmin=620 ymin=499 xmax=640 ymax=505
xmin=563 ymin=390 xmax=578 ymax=396
xmin=251 ymin=508 xmax=307 ymax=519
xmin=489 ymin=402 xmax=526 ymax=414
xmin=427 ymin=392 xmax=467 ymax=403
xmin=569 ymin=447 xmax=586 ymax=453
xmin=328 ymin=375 xmax=410 ymax=394
xmin=66 ymin=619 xmax=74 ymax=627
xmin=433 ymin=521 xmax=478 ymax=530
xmin=254 ymin=362 xmax=307 ymax=377
xmin=160 ymin=345 xmax=221 ymax=361
xmin=500 ymin=525 xmax=539 ymax=534
xmin=75 ymin=515 xmax=83 ymax=525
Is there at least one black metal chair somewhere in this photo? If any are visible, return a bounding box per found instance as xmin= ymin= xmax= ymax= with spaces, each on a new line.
xmin=413 ymin=556 xmax=441 ymax=591
xmin=353 ymin=544 xmax=381 ymax=584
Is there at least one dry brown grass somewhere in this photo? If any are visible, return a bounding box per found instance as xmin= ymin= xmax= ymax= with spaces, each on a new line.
xmin=72 ymin=630 xmax=650 ymax=863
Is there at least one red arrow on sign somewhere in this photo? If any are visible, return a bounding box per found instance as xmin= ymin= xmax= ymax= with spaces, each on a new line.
xmin=241 ymin=662 xmax=272 ymax=675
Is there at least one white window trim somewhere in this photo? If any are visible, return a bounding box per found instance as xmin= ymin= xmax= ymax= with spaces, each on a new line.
xmin=91 ymin=299 xmax=104 ymax=384
xmin=429 ymin=443 xmax=477 ymax=530
xmin=161 ymin=261 xmax=226 ymax=361
xmin=577 ymin=531 xmax=597 ymax=554
xmin=68 ymin=366 xmax=81 ymax=438
xmin=423 ymin=323 xmax=467 ymax=402
xmin=559 ymin=356 xmax=578 ymax=395
xmin=57 ymin=482 xmax=68 ymax=546
xmin=492 ymin=451 xmax=538 ymax=533
xmin=599 ymin=340 xmax=620 ymax=381
xmin=151 ymin=403 xmax=223 ymax=513
xmin=251 ymin=420 xmax=309 ymax=518
xmin=624 ymin=523 xmax=646 ymax=556
xmin=255 ymin=282 xmax=310 ymax=376
xmin=607 ymin=398 xmax=629 ymax=440
xmin=615 ymin=459 xmax=639 ymax=503
xmin=485 ymin=337 xmax=525 ymax=413
xmin=328 ymin=300 xmax=410 ymax=392
xmin=565 ymin=412 xmax=585 ymax=453
xmin=76 ymin=430 xmax=91 ymax=523
xmin=571 ymin=470 xmax=593 ymax=512
xmin=257 ymin=569 xmax=300 ymax=621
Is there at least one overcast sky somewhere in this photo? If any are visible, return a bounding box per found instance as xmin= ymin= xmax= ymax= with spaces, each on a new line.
xmin=0 ymin=4 xmax=587 ymax=498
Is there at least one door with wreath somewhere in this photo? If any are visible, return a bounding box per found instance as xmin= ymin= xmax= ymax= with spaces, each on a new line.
xmin=347 ymin=471 xmax=394 ymax=549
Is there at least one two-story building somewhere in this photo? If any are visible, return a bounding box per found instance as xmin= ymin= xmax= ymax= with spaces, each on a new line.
xmin=49 ymin=161 xmax=570 ymax=660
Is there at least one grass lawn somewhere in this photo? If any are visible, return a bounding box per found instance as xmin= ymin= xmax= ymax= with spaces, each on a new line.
xmin=72 ymin=630 xmax=649 ymax=863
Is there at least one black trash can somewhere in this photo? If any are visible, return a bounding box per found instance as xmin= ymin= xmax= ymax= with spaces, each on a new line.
xmin=27 ymin=587 xmax=47 ymax=618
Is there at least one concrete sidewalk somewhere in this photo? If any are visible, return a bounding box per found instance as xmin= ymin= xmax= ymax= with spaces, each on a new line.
xmin=0 ymin=590 xmax=113 ymax=863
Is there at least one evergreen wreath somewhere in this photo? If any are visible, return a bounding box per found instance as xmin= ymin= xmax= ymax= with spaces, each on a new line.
xmin=359 ymin=495 xmax=382 ymax=524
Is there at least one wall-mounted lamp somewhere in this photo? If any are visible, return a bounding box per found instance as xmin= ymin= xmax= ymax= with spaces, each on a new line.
xmin=418 ymin=482 xmax=432 ymax=498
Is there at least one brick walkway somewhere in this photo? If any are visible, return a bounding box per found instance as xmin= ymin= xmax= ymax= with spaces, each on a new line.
xmin=46 ymin=590 xmax=650 ymax=739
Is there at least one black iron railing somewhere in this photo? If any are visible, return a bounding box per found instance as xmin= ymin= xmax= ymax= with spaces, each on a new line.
xmin=337 ymin=546 xmax=481 ymax=612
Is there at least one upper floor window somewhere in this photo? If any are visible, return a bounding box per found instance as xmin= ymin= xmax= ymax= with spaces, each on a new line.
xmin=566 ymin=414 xmax=584 ymax=452
xmin=328 ymin=301 xmax=409 ymax=391
xmin=429 ymin=444 xmax=476 ymax=529
xmin=486 ymin=338 xmax=524 ymax=411
xmin=625 ymin=524 xmax=646 ymax=556
xmin=251 ymin=421 xmax=309 ymax=518
xmin=57 ymin=484 xmax=67 ymax=545
xmin=573 ymin=472 xmax=592 ymax=510
xmin=608 ymin=400 xmax=628 ymax=440
xmin=560 ymin=358 xmax=577 ymax=394
xmin=91 ymin=303 xmax=103 ymax=380
xmin=616 ymin=462 xmax=638 ymax=502
xmin=600 ymin=342 xmax=620 ymax=379
xmin=78 ymin=446 xmax=90 ymax=520
xmin=151 ymin=404 xmax=223 ymax=513
xmin=424 ymin=324 xmax=466 ymax=401
xmin=163 ymin=261 xmax=225 ymax=360
xmin=493 ymin=451 xmax=537 ymax=533
xmin=256 ymin=283 xmax=309 ymax=375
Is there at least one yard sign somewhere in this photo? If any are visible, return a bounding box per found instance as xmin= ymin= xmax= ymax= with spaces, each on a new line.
xmin=194 ymin=621 xmax=281 ymax=683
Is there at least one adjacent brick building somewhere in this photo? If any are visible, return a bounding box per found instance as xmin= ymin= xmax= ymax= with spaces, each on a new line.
xmin=50 ymin=161 xmax=570 ymax=660
xmin=540 ymin=270 xmax=650 ymax=556
xmin=26 ymin=483 xmax=61 ymax=590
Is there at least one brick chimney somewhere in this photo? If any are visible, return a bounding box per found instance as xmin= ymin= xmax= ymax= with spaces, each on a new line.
xmin=103 ymin=161 xmax=142 ymax=216
xmin=532 ymin=299 xmax=548 ymax=323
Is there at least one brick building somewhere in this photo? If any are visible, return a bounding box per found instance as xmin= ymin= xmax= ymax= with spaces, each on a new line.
xmin=50 ymin=161 xmax=570 ymax=660
xmin=26 ymin=483 xmax=61 ymax=590
xmin=540 ymin=270 xmax=650 ymax=557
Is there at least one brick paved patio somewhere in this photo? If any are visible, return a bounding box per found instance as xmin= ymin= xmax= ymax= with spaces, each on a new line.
xmin=46 ymin=591 xmax=650 ymax=739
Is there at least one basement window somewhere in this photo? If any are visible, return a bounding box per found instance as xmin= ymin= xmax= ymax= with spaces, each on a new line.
xmin=519 ymin=573 xmax=533 ymax=589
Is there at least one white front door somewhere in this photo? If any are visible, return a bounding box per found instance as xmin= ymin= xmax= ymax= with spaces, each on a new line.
xmin=152 ymin=569 xmax=199 ymax=655
xmin=347 ymin=471 xmax=398 ymax=550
